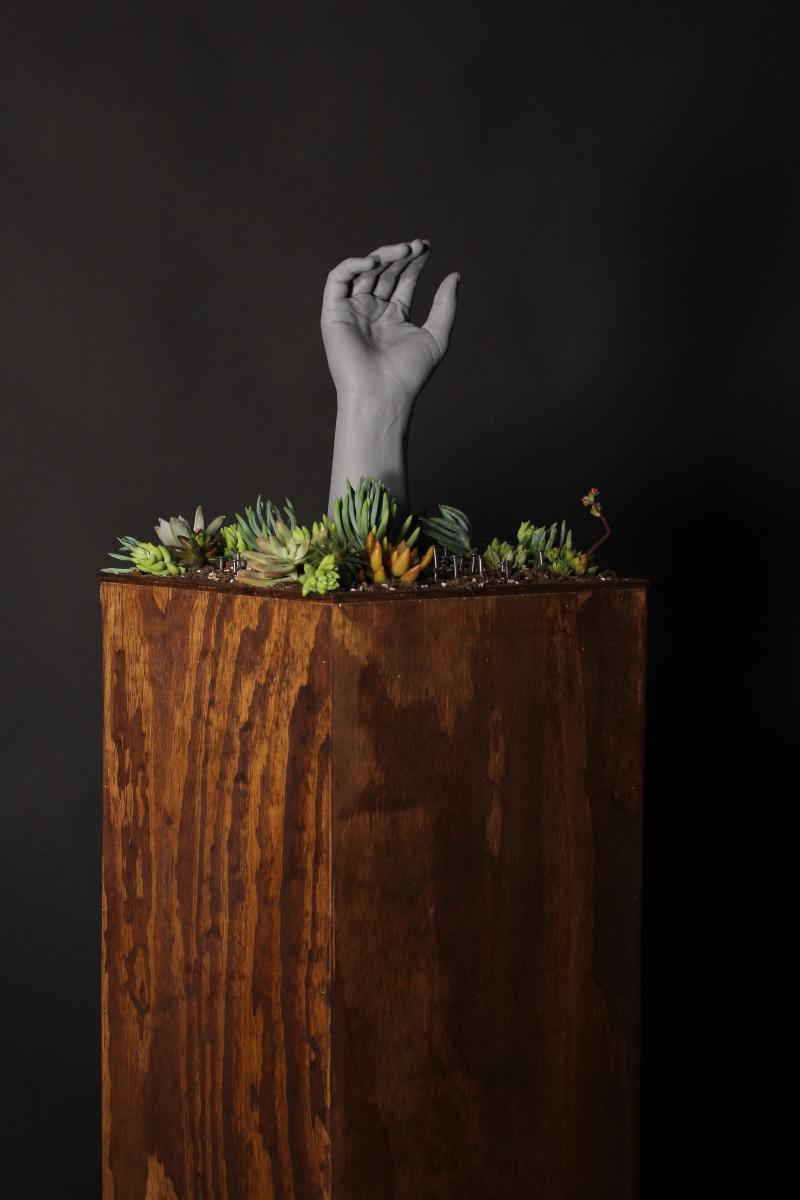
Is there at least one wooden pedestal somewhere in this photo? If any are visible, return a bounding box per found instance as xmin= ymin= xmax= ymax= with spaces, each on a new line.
xmin=100 ymin=574 xmax=646 ymax=1200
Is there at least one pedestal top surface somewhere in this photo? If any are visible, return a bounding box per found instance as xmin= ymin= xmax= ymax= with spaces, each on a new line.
xmin=98 ymin=571 xmax=649 ymax=603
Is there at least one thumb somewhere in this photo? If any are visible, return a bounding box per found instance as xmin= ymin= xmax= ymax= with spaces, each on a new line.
xmin=422 ymin=272 xmax=460 ymax=358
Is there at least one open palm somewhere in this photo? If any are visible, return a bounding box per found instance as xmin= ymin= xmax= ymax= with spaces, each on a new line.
xmin=321 ymin=239 xmax=460 ymax=410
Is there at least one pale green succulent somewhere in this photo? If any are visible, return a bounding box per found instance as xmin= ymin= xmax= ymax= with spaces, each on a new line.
xmin=483 ymin=538 xmax=516 ymax=568
xmin=543 ymin=544 xmax=597 ymax=576
xmin=221 ymin=523 xmax=248 ymax=557
xmin=105 ymin=537 xmax=185 ymax=576
xmin=301 ymin=554 xmax=340 ymax=596
xmin=240 ymin=520 xmax=311 ymax=586
xmin=517 ymin=520 xmax=565 ymax=560
xmin=513 ymin=519 xmax=598 ymax=575
xmin=309 ymin=513 xmax=363 ymax=582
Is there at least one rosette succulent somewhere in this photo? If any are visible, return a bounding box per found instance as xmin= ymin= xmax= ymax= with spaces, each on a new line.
xmin=234 ymin=496 xmax=302 ymax=550
xmin=155 ymin=506 xmax=226 ymax=570
xmin=240 ymin=520 xmax=311 ymax=586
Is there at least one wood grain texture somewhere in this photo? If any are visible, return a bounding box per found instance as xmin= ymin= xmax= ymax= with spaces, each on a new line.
xmin=101 ymin=582 xmax=332 ymax=1200
xmin=330 ymin=588 xmax=645 ymax=1200
xmin=101 ymin=577 xmax=645 ymax=1199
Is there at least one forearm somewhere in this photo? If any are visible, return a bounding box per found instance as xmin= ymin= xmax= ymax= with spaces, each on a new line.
xmin=328 ymin=396 xmax=413 ymax=515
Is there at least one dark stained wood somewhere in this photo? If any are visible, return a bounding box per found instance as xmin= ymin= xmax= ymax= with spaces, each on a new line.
xmin=101 ymin=577 xmax=646 ymax=1199
xmin=330 ymin=587 xmax=645 ymax=1200
xmin=100 ymin=582 xmax=332 ymax=1199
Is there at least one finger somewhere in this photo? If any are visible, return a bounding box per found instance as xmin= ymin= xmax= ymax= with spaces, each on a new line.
xmin=391 ymin=240 xmax=432 ymax=312
xmin=351 ymin=241 xmax=411 ymax=295
xmin=374 ymin=238 xmax=427 ymax=300
xmin=422 ymin=272 xmax=460 ymax=356
xmin=322 ymin=255 xmax=379 ymax=306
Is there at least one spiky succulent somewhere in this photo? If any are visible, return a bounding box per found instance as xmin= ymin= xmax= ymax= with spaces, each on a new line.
xmin=361 ymin=530 xmax=434 ymax=584
xmin=420 ymin=504 xmax=475 ymax=556
xmin=301 ymin=554 xmax=340 ymax=596
xmin=234 ymin=496 xmax=302 ymax=550
xmin=240 ymin=520 xmax=311 ymax=586
xmin=155 ymin=506 xmax=226 ymax=569
xmin=333 ymin=477 xmax=417 ymax=552
xmin=105 ymin=537 xmax=185 ymax=576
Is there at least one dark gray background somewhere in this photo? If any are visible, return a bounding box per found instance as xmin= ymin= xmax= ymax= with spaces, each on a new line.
xmin=0 ymin=2 xmax=793 ymax=1193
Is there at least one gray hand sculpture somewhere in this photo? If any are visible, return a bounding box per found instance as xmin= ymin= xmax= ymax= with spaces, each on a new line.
xmin=322 ymin=238 xmax=460 ymax=514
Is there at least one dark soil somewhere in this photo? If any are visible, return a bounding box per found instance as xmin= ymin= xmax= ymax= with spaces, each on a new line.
xmin=100 ymin=564 xmax=646 ymax=602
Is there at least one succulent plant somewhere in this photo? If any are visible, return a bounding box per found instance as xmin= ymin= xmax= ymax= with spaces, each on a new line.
xmin=513 ymin=518 xmax=598 ymax=576
xmin=221 ymin=523 xmax=248 ymax=558
xmin=581 ymin=487 xmax=611 ymax=559
xmin=240 ymin=520 xmax=312 ymax=586
xmin=483 ymin=538 xmax=516 ymax=568
xmin=301 ymin=554 xmax=340 ymax=596
xmin=155 ymin=506 xmax=226 ymax=570
xmin=104 ymin=484 xmax=613 ymax=592
xmin=234 ymin=496 xmax=303 ymax=550
xmin=420 ymin=504 xmax=475 ymax=556
xmin=106 ymin=537 xmax=185 ymax=576
xmin=309 ymin=514 xmax=363 ymax=582
xmin=543 ymin=543 xmax=596 ymax=576
xmin=361 ymin=530 xmax=434 ymax=584
xmin=333 ymin=477 xmax=417 ymax=551
xmin=517 ymin=520 xmax=564 ymax=563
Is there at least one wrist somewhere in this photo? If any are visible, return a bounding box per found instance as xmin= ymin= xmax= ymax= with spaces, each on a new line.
xmin=336 ymin=389 xmax=416 ymax=427
xmin=329 ymin=399 xmax=412 ymax=511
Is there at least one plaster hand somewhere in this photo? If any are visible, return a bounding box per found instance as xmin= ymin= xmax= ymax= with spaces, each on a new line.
xmin=322 ymin=238 xmax=460 ymax=513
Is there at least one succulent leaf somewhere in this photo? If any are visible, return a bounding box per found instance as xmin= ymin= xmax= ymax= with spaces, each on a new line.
xmin=301 ymin=554 xmax=340 ymax=596
xmin=483 ymin=538 xmax=515 ymax=567
xmin=420 ymin=505 xmax=474 ymax=556
xmin=170 ymin=515 xmax=191 ymax=541
xmin=205 ymin=514 xmax=226 ymax=537
xmin=362 ymin=531 xmax=433 ymax=586
xmin=106 ymin=537 xmax=186 ymax=576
